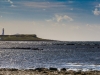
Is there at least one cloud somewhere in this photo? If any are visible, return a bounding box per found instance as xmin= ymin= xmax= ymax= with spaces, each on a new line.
xmin=46 ymin=19 xmax=52 ymax=22
xmin=20 ymin=2 xmax=66 ymax=8
xmin=55 ymin=15 xmax=73 ymax=22
xmin=7 ymin=0 xmax=16 ymax=7
xmin=8 ymin=0 xmax=13 ymax=4
xmin=93 ymin=8 xmax=100 ymax=15
xmin=70 ymin=8 xmax=73 ymax=10
xmin=96 ymin=4 xmax=100 ymax=8
xmin=46 ymin=14 xmax=73 ymax=23
xmin=10 ymin=4 xmax=16 ymax=7
xmin=68 ymin=1 xmax=74 ymax=3
xmin=14 ymin=1 xmax=74 ymax=12
xmin=45 ymin=14 xmax=73 ymax=25
xmin=93 ymin=4 xmax=100 ymax=15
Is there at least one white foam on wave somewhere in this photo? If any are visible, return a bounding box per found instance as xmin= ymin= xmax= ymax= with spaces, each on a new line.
xmin=62 ymin=63 xmax=100 ymax=71
xmin=66 ymin=63 xmax=83 ymax=66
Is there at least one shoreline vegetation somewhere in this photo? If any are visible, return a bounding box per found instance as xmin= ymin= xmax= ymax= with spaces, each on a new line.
xmin=0 ymin=34 xmax=54 ymax=41
xmin=0 ymin=68 xmax=100 ymax=75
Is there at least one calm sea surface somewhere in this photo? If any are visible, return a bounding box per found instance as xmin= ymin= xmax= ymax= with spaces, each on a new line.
xmin=0 ymin=41 xmax=100 ymax=71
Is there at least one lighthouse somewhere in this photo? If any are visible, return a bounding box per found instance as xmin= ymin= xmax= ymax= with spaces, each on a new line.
xmin=2 ymin=28 xmax=4 ymax=35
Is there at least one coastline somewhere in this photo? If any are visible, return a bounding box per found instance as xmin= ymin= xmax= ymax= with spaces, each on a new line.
xmin=0 ymin=68 xmax=100 ymax=75
xmin=0 ymin=34 xmax=55 ymax=41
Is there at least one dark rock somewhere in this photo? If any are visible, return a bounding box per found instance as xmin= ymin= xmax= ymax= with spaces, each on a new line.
xmin=0 ymin=68 xmax=18 ymax=71
xmin=61 ymin=68 xmax=66 ymax=71
xmin=49 ymin=68 xmax=58 ymax=71
xmin=32 ymin=48 xmax=43 ymax=50
xmin=34 ymin=68 xmax=48 ymax=72
xmin=2 ymin=47 xmax=43 ymax=50
xmin=0 ymin=68 xmax=7 ymax=71
xmin=8 ymin=68 xmax=18 ymax=71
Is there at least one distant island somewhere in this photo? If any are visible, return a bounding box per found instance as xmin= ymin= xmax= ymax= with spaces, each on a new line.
xmin=0 ymin=28 xmax=53 ymax=41
xmin=0 ymin=34 xmax=52 ymax=41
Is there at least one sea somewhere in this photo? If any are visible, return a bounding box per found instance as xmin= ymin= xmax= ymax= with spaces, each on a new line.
xmin=0 ymin=41 xmax=100 ymax=71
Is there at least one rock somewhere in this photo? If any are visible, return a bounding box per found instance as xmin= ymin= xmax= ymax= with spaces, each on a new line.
xmin=49 ymin=68 xmax=58 ymax=71
xmin=34 ymin=68 xmax=48 ymax=72
xmin=61 ymin=68 xmax=66 ymax=71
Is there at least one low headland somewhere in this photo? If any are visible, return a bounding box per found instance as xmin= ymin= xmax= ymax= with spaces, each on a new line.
xmin=0 ymin=34 xmax=53 ymax=41
xmin=0 ymin=68 xmax=100 ymax=75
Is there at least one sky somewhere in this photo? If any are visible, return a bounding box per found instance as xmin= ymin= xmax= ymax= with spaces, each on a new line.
xmin=0 ymin=0 xmax=100 ymax=41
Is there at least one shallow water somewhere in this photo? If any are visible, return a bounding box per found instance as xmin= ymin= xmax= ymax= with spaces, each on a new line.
xmin=0 ymin=41 xmax=100 ymax=71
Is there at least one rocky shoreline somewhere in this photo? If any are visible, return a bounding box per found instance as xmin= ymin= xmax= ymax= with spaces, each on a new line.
xmin=0 ymin=68 xmax=100 ymax=75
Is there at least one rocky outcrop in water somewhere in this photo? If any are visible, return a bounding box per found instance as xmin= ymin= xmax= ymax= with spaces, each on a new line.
xmin=1 ymin=47 xmax=43 ymax=50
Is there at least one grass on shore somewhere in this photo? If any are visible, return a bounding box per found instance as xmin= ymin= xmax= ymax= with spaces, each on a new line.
xmin=0 ymin=34 xmax=51 ymax=41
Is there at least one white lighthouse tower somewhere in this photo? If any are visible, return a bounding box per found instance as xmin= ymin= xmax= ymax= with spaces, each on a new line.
xmin=2 ymin=28 xmax=4 ymax=35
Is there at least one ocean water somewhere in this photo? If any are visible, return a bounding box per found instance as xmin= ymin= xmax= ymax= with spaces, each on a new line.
xmin=0 ymin=41 xmax=100 ymax=71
